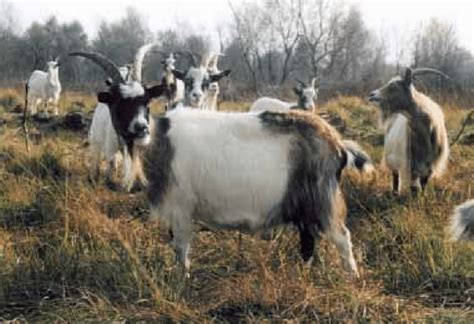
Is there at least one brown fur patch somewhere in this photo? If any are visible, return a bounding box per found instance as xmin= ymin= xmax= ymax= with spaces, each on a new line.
xmin=285 ymin=110 xmax=344 ymax=152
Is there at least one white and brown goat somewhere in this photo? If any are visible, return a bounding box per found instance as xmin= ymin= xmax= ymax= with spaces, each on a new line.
xmin=369 ymin=68 xmax=449 ymax=194
xmin=70 ymin=51 xmax=374 ymax=278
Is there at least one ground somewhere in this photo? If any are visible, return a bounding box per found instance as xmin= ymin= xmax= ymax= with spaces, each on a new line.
xmin=0 ymin=88 xmax=472 ymax=321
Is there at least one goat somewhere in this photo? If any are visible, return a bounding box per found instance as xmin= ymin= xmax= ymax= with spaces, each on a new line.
xmin=449 ymin=200 xmax=474 ymax=241
xmin=159 ymin=52 xmax=184 ymax=110
xmin=69 ymin=50 xmax=374 ymax=278
xmin=202 ymin=53 xmax=225 ymax=110
xmin=172 ymin=51 xmax=230 ymax=109
xmin=26 ymin=59 xmax=62 ymax=116
xmin=85 ymin=43 xmax=157 ymax=191
xmin=88 ymin=64 xmax=133 ymax=188
xmin=368 ymin=68 xmax=449 ymax=194
xmin=250 ymin=78 xmax=318 ymax=113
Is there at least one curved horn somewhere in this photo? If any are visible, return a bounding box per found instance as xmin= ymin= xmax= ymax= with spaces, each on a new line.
xmin=132 ymin=43 xmax=158 ymax=82
xmin=200 ymin=52 xmax=210 ymax=68
xmin=311 ymin=77 xmax=318 ymax=88
xmin=296 ymin=78 xmax=307 ymax=88
xmin=69 ymin=51 xmax=124 ymax=84
xmin=208 ymin=53 xmax=225 ymax=70
xmin=412 ymin=68 xmax=450 ymax=80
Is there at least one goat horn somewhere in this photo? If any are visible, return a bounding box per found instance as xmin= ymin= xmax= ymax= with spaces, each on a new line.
xmin=132 ymin=43 xmax=158 ymax=82
xmin=201 ymin=52 xmax=211 ymax=68
xmin=296 ymin=78 xmax=307 ymax=88
xmin=412 ymin=68 xmax=450 ymax=80
xmin=69 ymin=51 xmax=124 ymax=84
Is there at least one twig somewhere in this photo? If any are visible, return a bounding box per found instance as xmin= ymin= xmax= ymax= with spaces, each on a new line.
xmin=450 ymin=110 xmax=473 ymax=146
xmin=23 ymin=81 xmax=31 ymax=153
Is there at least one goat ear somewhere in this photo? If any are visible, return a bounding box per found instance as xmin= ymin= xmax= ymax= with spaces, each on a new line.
xmin=209 ymin=69 xmax=231 ymax=82
xmin=146 ymin=84 xmax=165 ymax=99
xmin=293 ymin=86 xmax=302 ymax=96
xmin=172 ymin=69 xmax=185 ymax=80
xmin=98 ymin=92 xmax=112 ymax=104
xmin=403 ymin=68 xmax=413 ymax=87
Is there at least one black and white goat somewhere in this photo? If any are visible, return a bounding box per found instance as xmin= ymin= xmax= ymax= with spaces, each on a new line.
xmin=159 ymin=52 xmax=184 ymax=110
xmin=84 ymin=43 xmax=157 ymax=190
xmin=250 ymin=78 xmax=318 ymax=113
xmin=368 ymin=68 xmax=449 ymax=194
xmin=70 ymin=51 xmax=374 ymax=278
xmin=172 ymin=52 xmax=230 ymax=109
xmin=26 ymin=59 xmax=62 ymax=116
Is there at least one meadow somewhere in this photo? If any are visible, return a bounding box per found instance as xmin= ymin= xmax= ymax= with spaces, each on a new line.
xmin=0 ymin=87 xmax=472 ymax=321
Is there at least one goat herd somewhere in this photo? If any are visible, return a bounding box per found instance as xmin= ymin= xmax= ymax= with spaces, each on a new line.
xmin=23 ymin=43 xmax=473 ymax=279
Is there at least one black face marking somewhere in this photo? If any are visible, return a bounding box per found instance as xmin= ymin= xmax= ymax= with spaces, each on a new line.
xmin=145 ymin=117 xmax=174 ymax=208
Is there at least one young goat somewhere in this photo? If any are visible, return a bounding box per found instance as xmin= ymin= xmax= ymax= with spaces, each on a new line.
xmin=368 ymin=68 xmax=449 ymax=194
xmin=172 ymin=52 xmax=230 ymax=109
xmin=84 ymin=44 xmax=157 ymax=190
xmin=250 ymin=78 xmax=318 ymax=113
xmin=26 ymin=59 xmax=62 ymax=116
xmin=70 ymin=50 xmax=374 ymax=278
xmin=449 ymin=200 xmax=474 ymax=241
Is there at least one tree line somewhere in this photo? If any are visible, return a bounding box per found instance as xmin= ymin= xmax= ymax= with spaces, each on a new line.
xmin=0 ymin=0 xmax=473 ymax=102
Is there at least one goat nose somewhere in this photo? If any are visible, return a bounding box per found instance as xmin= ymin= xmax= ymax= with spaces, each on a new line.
xmin=135 ymin=124 xmax=149 ymax=134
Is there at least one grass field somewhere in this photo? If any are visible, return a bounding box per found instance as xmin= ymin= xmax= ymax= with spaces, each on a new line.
xmin=0 ymin=87 xmax=472 ymax=321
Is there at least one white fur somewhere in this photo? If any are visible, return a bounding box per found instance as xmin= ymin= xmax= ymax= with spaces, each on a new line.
xmin=382 ymin=114 xmax=410 ymax=193
xmin=26 ymin=61 xmax=61 ymax=116
xmin=152 ymin=108 xmax=292 ymax=230
xmin=119 ymin=81 xmax=144 ymax=98
xmin=449 ymin=199 xmax=474 ymax=241
xmin=250 ymin=97 xmax=295 ymax=112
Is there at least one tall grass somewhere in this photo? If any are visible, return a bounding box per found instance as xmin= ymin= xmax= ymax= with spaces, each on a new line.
xmin=0 ymin=89 xmax=472 ymax=321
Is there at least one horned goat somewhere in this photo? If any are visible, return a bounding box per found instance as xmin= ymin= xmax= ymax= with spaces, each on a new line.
xmin=202 ymin=53 xmax=225 ymax=110
xmin=172 ymin=51 xmax=230 ymax=109
xmin=26 ymin=59 xmax=62 ymax=116
xmin=86 ymin=43 xmax=157 ymax=191
xmin=368 ymin=68 xmax=449 ymax=194
xmin=159 ymin=52 xmax=184 ymax=110
xmin=449 ymin=199 xmax=474 ymax=241
xmin=70 ymin=50 xmax=375 ymax=278
xmin=250 ymin=78 xmax=318 ymax=113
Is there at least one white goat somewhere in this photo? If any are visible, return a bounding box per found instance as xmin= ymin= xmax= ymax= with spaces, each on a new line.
xmin=26 ymin=59 xmax=62 ymax=116
xmin=449 ymin=200 xmax=474 ymax=241
xmin=202 ymin=53 xmax=225 ymax=110
xmin=87 ymin=44 xmax=156 ymax=190
xmin=69 ymin=50 xmax=376 ymax=278
xmin=172 ymin=52 xmax=230 ymax=109
xmin=250 ymin=78 xmax=318 ymax=113
xmin=369 ymin=68 xmax=449 ymax=194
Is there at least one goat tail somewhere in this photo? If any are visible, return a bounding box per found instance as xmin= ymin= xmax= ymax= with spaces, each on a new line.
xmin=342 ymin=140 xmax=375 ymax=174
xmin=450 ymin=199 xmax=474 ymax=242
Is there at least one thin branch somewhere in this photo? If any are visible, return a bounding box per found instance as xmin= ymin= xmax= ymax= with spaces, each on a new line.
xmin=450 ymin=110 xmax=473 ymax=146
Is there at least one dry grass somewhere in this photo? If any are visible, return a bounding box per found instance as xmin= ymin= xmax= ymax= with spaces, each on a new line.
xmin=0 ymin=88 xmax=473 ymax=321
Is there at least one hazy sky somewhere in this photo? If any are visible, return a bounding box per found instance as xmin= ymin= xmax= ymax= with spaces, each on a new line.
xmin=9 ymin=0 xmax=474 ymax=56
